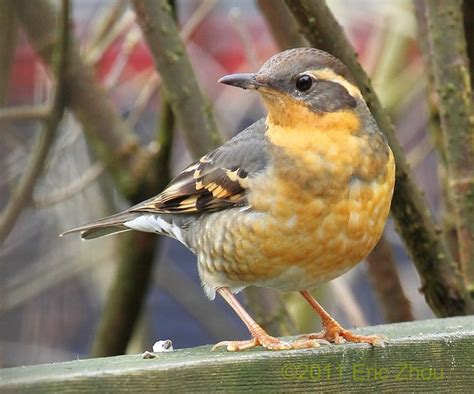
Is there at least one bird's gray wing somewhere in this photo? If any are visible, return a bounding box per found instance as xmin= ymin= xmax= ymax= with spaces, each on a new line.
xmin=130 ymin=118 xmax=269 ymax=214
xmin=61 ymin=119 xmax=269 ymax=239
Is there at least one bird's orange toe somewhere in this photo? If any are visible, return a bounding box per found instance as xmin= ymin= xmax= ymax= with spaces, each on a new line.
xmin=301 ymin=327 xmax=387 ymax=347
xmin=212 ymin=334 xmax=291 ymax=352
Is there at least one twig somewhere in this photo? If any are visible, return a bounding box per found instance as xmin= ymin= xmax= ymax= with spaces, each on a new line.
xmin=229 ymin=8 xmax=258 ymax=69
xmin=90 ymin=230 xmax=158 ymax=357
xmin=329 ymin=279 xmax=367 ymax=327
xmin=422 ymin=0 xmax=474 ymax=293
xmin=154 ymin=100 xmax=174 ymax=186
xmin=125 ymin=0 xmax=217 ymax=129
xmin=87 ymin=9 xmax=136 ymax=65
xmin=91 ymin=97 xmax=175 ymax=358
xmin=463 ymin=1 xmax=474 ymax=88
xmin=13 ymin=0 xmax=153 ymax=200
xmin=0 ymin=1 xmax=17 ymax=105
xmin=243 ymin=288 xmax=296 ymax=336
xmin=413 ymin=1 xmax=460 ymax=265
xmin=366 ymin=236 xmax=414 ymax=322
xmin=125 ymin=72 xmax=160 ymax=128
xmin=87 ymin=0 xmax=127 ymax=54
xmin=155 ymin=259 xmax=243 ymax=341
xmin=0 ymin=105 xmax=50 ymax=121
xmin=103 ymin=26 xmax=141 ymax=90
xmin=180 ymin=0 xmax=218 ymax=42
xmin=132 ymin=0 xmax=221 ymax=157
xmin=0 ymin=0 xmax=70 ymax=245
xmin=406 ymin=132 xmax=434 ymax=169
xmin=33 ymin=162 xmax=105 ymax=208
xmin=285 ymin=0 xmax=473 ymax=316
xmin=257 ymin=0 xmax=308 ymax=50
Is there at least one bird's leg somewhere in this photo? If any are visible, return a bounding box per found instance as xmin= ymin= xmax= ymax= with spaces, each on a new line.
xmin=212 ymin=287 xmax=292 ymax=351
xmin=299 ymin=290 xmax=386 ymax=347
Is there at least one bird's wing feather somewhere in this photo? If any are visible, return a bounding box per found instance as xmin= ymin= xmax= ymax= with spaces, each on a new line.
xmin=130 ymin=118 xmax=269 ymax=214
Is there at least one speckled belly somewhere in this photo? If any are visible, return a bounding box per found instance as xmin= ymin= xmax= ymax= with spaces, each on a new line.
xmin=192 ymin=154 xmax=395 ymax=298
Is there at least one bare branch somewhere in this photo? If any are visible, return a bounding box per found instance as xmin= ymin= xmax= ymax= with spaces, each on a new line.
xmin=180 ymin=0 xmax=218 ymax=42
xmin=125 ymin=72 xmax=160 ymax=128
xmin=90 ymin=231 xmax=158 ymax=357
xmin=329 ymin=279 xmax=367 ymax=327
xmin=154 ymin=260 xmax=243 ymax=341
xmin=229 ymin=8 xmax=258 ymax=69
xmin=285 ymin=0 xmax=473 ymax=316
xmin=243 ymin=288 xmax=296 ymax=336
xmin=257 ymin=0 xmax=308 ymax=50
xmin=87 ymin=0 xmax=127 ymax=54
xmin=132 ymin=0 xmax=221 ymax=157
xmin=91 ymin=97 xmax=174 ymax=358
xmin=33 ymin=162 xmax=105 ymax=208
xmin=87 ymin=9 xmax=135 ymax=65
xmin=0 ymin=0 xmax=70 ymax=244
xmin=0 ymin=1 xmax=17 ymax=105
xmin=0 ymin=105 xmax=49 ymax=121
xmin=366 ymin=237 xmax=414 ymax=322
xmin=422 ymin=0 xmax=474 ymax=293
xmin=413 ymin=1 xmax=461 ymax=266
xmin=125 ymin=0 xmax=218 ymax=129
xmin=463 ymin=1 xmax=474 ymax=88
xmin=12 ymin=0 xmax=153 ymax=200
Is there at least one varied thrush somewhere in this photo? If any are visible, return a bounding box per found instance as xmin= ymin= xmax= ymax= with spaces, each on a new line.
xmin=63 ymin=48 xmax=395 ymax=351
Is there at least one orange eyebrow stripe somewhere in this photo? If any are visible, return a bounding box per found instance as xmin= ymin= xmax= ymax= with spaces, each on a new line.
xmin=308 ymin=68 xmax=362 ymax=98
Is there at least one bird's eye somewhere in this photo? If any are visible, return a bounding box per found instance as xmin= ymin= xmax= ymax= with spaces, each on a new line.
xmin=295 ymin=75 xmax=313 ymax=91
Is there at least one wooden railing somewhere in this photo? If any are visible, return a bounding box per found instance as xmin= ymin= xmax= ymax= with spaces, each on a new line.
xmin=1 ymin=315 xmax=473 ymax=392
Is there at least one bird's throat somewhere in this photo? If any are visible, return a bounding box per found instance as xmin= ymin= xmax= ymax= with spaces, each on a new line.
xmin=265 ymin=108 xmax=361 ymax=156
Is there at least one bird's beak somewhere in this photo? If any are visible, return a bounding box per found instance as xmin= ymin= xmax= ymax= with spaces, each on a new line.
xmin=218 ymin=73 xmax=270 ymax=90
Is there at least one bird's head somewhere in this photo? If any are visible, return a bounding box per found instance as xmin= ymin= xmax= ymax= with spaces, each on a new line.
xmin=219 ymin=48 xmax=363 ymax=131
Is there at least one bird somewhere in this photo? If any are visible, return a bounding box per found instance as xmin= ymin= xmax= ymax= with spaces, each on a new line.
xmin=62 ymin=47 xmax=395 ymax=351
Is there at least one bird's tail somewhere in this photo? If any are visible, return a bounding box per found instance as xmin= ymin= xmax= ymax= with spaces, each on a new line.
xmin=60 ymin=211 xmax=142 ymax=240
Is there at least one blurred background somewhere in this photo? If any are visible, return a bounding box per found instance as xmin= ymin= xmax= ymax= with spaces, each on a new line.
xmin=0 ymin=0 xmax=450 ymax=367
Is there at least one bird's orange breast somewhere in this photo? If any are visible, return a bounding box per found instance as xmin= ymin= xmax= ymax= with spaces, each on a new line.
xmin=196 ymin=114 xmax=395 ymax=292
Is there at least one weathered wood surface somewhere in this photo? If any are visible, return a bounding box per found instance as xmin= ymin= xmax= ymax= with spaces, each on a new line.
xmin=1 ymin=316 xmax=473 ymax=392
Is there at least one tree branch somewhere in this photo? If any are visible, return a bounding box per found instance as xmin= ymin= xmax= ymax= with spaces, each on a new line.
xmin=0 ymin=0 xmax=70 ymax=245
xmin=463 ymin=1 xmax=474 ymax=88
xmin=366 ymin=237 xmax=414 ymax=322
xmin=413 ymin=0 xmax=460 ymax=265
xmin=90 ymin=233 xmax=159 ymax=357
xmin=0 ymin=105 xmax=49 ymax=121
xmin=91 ymin=100 xmax=175 ymax=358
xmin=257 ymin=0 xmax=308 ymax=50
xmin=12 ymin=0 xmax=153 ymax=200
xmin=422 ymin=0 xmax=474 ymax=293
xmin=131 ymin=0 xmax=221 ymax=157
xmin=285 ymin=0 xmax=473 ymax=316
xmin=33 ymin=162 xmax=105 ymax=208
xmin=0 ymin=1 xmax=17 ymax=105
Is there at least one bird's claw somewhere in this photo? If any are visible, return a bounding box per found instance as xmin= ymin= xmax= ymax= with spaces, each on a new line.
xmin=212 ymin=334 xmax=332 ymax=351
xmin=288 ymin=338 xmax=327 ymax=349
xmin=300 ymin=329 xmax=387 ymax=347
xmin=212 ymin=335 xmax=291 ymax=351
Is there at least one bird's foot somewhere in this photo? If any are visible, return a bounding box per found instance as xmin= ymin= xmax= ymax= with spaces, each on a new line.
xmin=212 ymin=332 xmax=291 ymax=351
xmin=212 ymin=334 xmax=330 ymax=351
xmin=300 ymin=320 xmax=386 ymax=347
xmin=289 ymin=338 xmax=330 ymax=349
